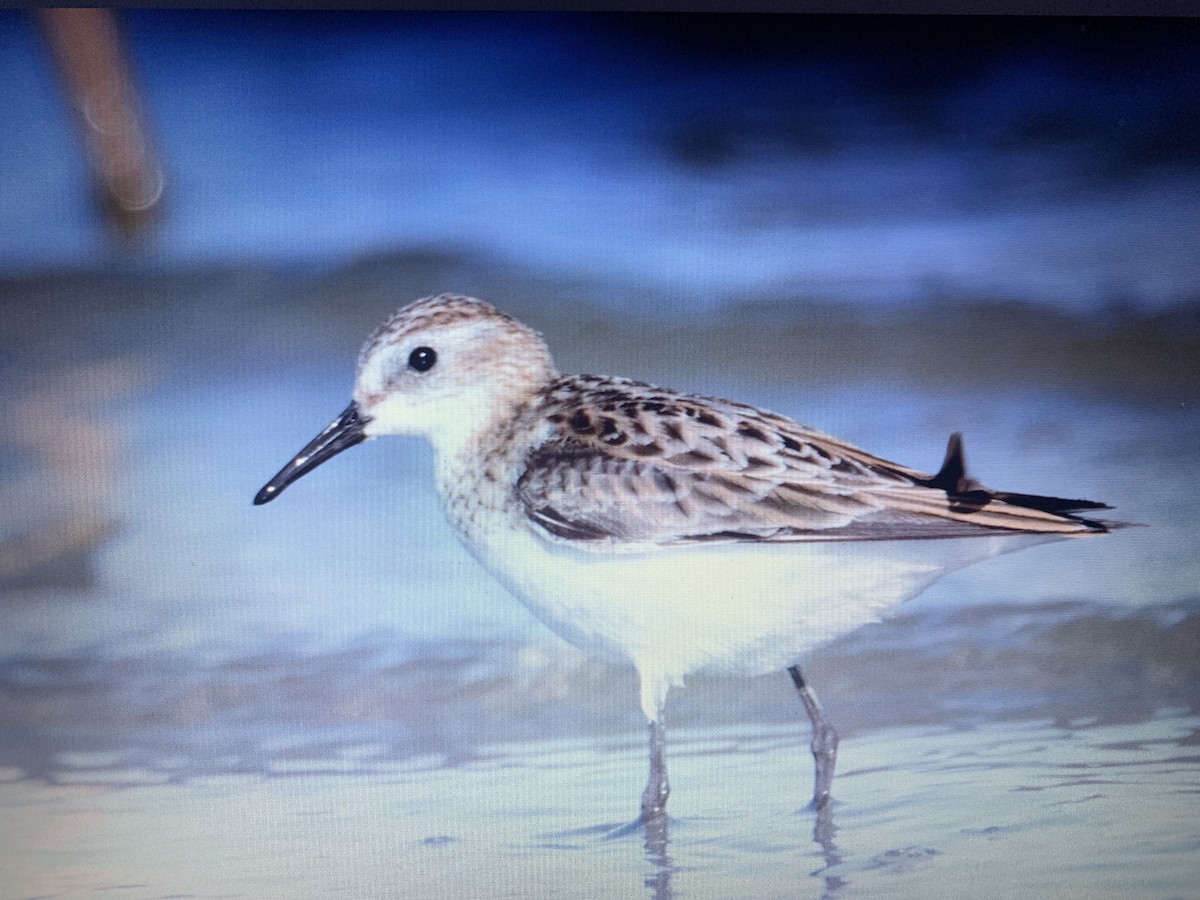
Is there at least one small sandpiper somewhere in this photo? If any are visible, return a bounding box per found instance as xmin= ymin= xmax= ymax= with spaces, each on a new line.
xmin=255 ymin=294 xmax=1115 ymax=820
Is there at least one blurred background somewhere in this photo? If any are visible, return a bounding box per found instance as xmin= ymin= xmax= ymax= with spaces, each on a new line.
xmin=1 ymin=11 xmax=1198 ymax=898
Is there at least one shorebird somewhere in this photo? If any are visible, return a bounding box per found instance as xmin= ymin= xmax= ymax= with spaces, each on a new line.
xmin=255 ymin=294 xmax=1114 ymax=819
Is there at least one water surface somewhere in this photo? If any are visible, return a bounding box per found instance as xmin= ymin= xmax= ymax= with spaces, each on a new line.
xmin=2 ymin=14 xmax=1198 ymax=897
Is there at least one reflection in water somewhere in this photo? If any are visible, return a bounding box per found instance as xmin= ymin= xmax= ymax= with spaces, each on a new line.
xmin=812 ymin=801 xmax=847 ymax=898
xmin=637 ymin=799 xmax=846 ymax=898
xmin=642 ymin=810 xmax=673 ymax=900
xmin=1 ymin=356 xmax=154 ymax=590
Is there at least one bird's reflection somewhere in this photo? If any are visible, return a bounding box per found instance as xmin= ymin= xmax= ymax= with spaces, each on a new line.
xmin=811 ymin=801 xmax=847 ymax=898
xmin=642 ymin=809 xmax=673 ymax=899
xmin=637 ymin=799 xmax=846 ymax=900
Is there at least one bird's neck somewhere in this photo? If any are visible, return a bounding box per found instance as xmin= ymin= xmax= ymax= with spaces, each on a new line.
xmin=432 ymin=387 xmax=546 ymax=503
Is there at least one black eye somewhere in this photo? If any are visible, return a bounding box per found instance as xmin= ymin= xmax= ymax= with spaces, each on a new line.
xmin=408 ymin=346 xmax=437 ymax=372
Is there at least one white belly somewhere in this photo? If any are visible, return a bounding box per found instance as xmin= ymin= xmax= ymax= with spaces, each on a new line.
xmin=457 ymin=510 xmax=1050 ymax=682
xmin=436 ymin=448 xmax=1061 ymax=720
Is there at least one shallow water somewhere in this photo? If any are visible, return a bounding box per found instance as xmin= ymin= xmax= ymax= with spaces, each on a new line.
xmin=3 ymin=14 xmax=1199 ymax=897
xmin=3 ymin=714 xmax=1198 ymax=899
xmin=2 ymin=264 xmax=1198 ymax=896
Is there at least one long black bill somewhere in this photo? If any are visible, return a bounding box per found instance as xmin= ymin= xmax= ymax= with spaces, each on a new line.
xmin=253 ymin=402 xmax=369 ymax=505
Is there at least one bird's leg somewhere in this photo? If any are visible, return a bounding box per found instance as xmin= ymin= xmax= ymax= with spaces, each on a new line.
xmin=788 ymin=664 xmax=838 ymax=809
xmin=640 ymin=717 xmax=670 ymax=822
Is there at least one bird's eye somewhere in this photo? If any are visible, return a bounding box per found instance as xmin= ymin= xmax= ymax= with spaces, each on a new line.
xmin=408 ymin=346 xmax=437 ymax=372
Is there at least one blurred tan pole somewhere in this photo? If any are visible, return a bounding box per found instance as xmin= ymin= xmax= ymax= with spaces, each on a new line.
xmin=38 ymin=8 xmax=164 ymax=238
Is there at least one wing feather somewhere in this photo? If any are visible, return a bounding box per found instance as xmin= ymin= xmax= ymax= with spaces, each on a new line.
xmin=516 ymin=376 xmax=1110 ymax=547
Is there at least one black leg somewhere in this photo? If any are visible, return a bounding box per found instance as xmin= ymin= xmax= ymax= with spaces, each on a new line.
xmin=788 ymin=664 xmax=839 ymax=809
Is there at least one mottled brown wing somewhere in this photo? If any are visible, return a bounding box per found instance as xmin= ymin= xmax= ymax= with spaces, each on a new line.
xmin=518 ymin=442 xmax=885 ymax=543
xmin=515 ymin=376 xmax=1109 ymax=546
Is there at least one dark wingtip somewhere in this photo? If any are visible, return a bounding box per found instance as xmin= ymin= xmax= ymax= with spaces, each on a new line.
xmin=924 ymin=431 xmax=980 ymax=494
xmin=253 ymin=485 xmax=278 ymax=505
xmin=991 ymin=490 xmax=1112 ymax=515
xmin=920 ymin=432 xmax=1117 ymax=530
xmin=938 ymin=432 xmax=965 ymax=483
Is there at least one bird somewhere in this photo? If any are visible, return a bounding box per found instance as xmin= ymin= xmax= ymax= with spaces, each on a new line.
xmin=254 ymin=293 xmax=1115 ymax=820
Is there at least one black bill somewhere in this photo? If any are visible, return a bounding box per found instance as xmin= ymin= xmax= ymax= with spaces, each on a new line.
xmin=253 ymin=402 xmax=369 ymax=505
